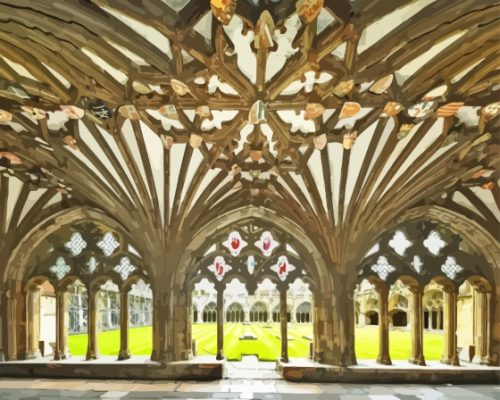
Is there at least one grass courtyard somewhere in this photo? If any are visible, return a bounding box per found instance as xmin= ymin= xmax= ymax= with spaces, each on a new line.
xmin=68 ymin=323 xmax=444 ymax=361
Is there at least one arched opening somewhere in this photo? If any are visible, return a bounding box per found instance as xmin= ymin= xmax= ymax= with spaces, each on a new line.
xmin=391 ymin=310 xmax=408 ymax=327
xmin=456 ymin=276 xmax=494 ymax=364
xmin=226 ymin=302 xmax=244 ymax=323
xmin=366 ymin=311 xmax=379 ymax=326
xmin=127 ymin=279 xmax=153 ymax=356
xmin=203 ymin=302 xmax=217 ymax=323
xmin=191 ymin=278 xmax=217 ymax=357
xmin=24 ymin=277 xmax=57 ymax=359
xmin=422 ymin=280 xmax=445 ymax=361
xmin=67 ymin=280 xmax=88 ymax=358
xmin=354 ymin=279 xmax=379 ymax=360
xmin=295 ymin=302 xmax=311 ymax=323
xmin=249 ymin=301 xmax=268 ymax=323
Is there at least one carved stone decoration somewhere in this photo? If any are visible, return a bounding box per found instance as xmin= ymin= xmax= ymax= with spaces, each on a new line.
xmin=208 ymin=255 xmax=232 ymax=281
xmin=170 ymin=79 xmax=190 ymax=96
xmin=304 ymin=103 xmax=325 ymax=120
xmin=255 ymin=231 xmax=279 ymax=257
xmin=313 ymin=133 xmax=327 ymax=150
xmin=21 ymin=106 xmax=47 ymax=120
xmin=333 ymin=80 xmax=354 ymax=97
xmin=60 ymin=105 xmax=85 ymax=119
xmin=189 ymin=133 xmax=203 ymax=149
xmin=250 ymin=149 xmax=262 ymax=161
xmin=196 ymin=105 xmax=211 ymax=118
xmin=0 ymin=109 xmax=13 ymax=122
xmin=296 ymin=0 xmax=324 ymax=23
xmin=397 ymin=123 xmax=415 ymax=139
xmin=271 ymin=255 xmax=295 ymax=281
xmin=211 ymin=0 xmax=237 ymax=25
xmin=161 ymin=134 xmax=174 ymax=149
xmin=437 ymin=102 xmax=464 ymax=117
xmin=254 ymin=11 xmax=275 ymax=49
xmin=339 ymin=102 xmax=361 ymax=119
xmin=249 ymin=100 xmax=268 ymax=124
xmin=158 ymin=104 xmax=179 ymax=120
xmin=132 ymin=80 xmax=152 ymax=94
xmin=407 ymin=101 xmax=435 ymax=118
xmin=381 ymin=102 xmax=403 ymax=117
xmin=222 ymin=231 xmax=247 ymax=256
xmin=118 ymin=105 xmax=141 ymax=120
xmin=88 ymin=99 xmax=113 ymax=120
xmin=63 ymin=136 xmax=78 ymax=150
xmin=369 ymin=74 xmax=393 ymax=94
xmin=342 ymin=130 xmax=357 ymax=150
xmin=482 ymin=101 xmax=500 ymax=119
xmin=86 ymin=256 xmax=99 ymax=274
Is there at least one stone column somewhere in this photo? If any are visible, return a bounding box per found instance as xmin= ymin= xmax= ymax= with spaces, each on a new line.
xmin=25 ymin=288 xmax=41 ymax=359
xmin=118 ymin=288 xmax=131 ymax=360
xmin=151 ymin=288 xmax=169 ymax=363
xmin=441 ymin=288 xmax=459 ymax=365
xmin=473 ymin=289 xmax=491 ymax=365
xmin=376 ymin=284 xmax=391 ymax=365
xmin=437 ymin=308 xmax=442 ymax=331
xmin=216 ymin=288 xmax=224 ymax=360
xmin=86 ymin=287 xmax=99 ymax=360
xmin=409 ymin=286 xmax=425 ymax=365
xmin=53 ymin=289 xmax=68 ymax=360
xmin=280 ymin=288 xmax=288 ymax=363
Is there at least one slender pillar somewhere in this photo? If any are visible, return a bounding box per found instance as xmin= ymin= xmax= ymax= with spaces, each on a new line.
xmin=86 ymin=287 xmax=99 ymax=360
xmin=409 ymin=287 xmax=425 ymax=365
xmin=441 ymin=288 xmax=459 ymax=365
xmin=376 ymin=284 xmax=391 ymax=365
xmin=280 ymin=288 xmax=288 ymax=363
xmin=25 ymin=288 xmax=41 ymax=359
xmin=118 ymin=288 xmax=131 ymax=360
xmin=216 ymin=288 xmax=224 ymax=360
xmin=54 ymin=290 xmax=68 ymax=360
xmin=437 ymin=308 xmax=442 ymax=331
xmin=473 ymin=289 xmax=491 ymax=365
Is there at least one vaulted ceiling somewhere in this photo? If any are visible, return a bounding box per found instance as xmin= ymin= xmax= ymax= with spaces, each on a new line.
xmin=0 ymin=0 xmax=498 ymax=269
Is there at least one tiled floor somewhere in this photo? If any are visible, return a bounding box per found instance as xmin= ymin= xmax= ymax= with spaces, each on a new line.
xmin=0 ymin=379 xmax=498 ymax=399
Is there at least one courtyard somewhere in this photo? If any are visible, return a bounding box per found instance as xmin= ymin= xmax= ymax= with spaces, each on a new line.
xmin=67 ymin=324 xmax=445 ymax=361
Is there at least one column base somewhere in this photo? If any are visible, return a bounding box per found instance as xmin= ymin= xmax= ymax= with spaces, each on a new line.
xmin=53 ymin=353 xmax=67 ymax=361
xmin=408 ymin=357 xmax=426 ymax=366
xmin=376 ymin=355 xmax=392 ymax=365
xmin=216 ymin=353 xmax=224 ymax=361
xmin=472 ymin=356 xmax=491 ymax=366
xmin=25 ymin=350 xmax=42 ymax=360
xmin=86 ymin=351 xmax=99 ymax=361
xmin=118 ymin=350 xmax=131 ymax=360
xmin=440 ymin=356 xmax=460 ymax=366
xmin=280 ymin=356 xmax=289 ymax=363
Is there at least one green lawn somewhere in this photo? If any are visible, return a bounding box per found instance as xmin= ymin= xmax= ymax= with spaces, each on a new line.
xmin=68 ymin=324 xmax=444 ymax=361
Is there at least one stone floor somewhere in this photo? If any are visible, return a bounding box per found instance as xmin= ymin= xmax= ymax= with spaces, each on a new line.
xmin=0 ymin=379 xmax=498 ymax=399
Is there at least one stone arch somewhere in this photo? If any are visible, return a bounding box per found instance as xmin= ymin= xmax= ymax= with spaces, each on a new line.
xmin=295 ymin=301 xmax=312 ymax=323
xmin=226 ymin=302 xmax=244 ymax=322
xmin=164 ymin=206 xmax=334 ymax=363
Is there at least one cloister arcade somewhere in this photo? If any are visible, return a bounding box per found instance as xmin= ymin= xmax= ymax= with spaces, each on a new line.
xmin=0 ymin=0 xmax=498 ymax=384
